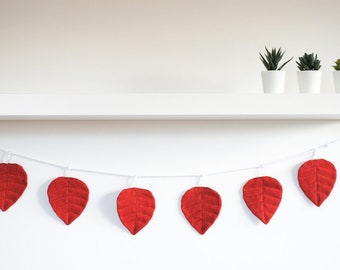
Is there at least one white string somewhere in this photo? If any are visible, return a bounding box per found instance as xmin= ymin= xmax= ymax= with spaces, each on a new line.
xmin=69 ymin=167 xmax=130 ymax=178
xmin=0 ymin=137 xmax=339 ymax=180
xmin=127 ymin=175 xmax=136 ymax=187
xmin=1 ymin=151 xmax=12 ymax=163
xmin=311 ymin=142 xmax=330 ymax=160
xmin=64 ymin=166 xmax=72 ymax=177
xmin=257 ymin=164 xmax=264 ymax=177
xmin=137 ymin=174 xmax=199 ymax=179
xmin=8 ymin=152 xmax=65 ymax=170
xmin=197 ymin=174 xmax=204 ymax=186
xmin=311 ymin=148 xmax=317 ymax=159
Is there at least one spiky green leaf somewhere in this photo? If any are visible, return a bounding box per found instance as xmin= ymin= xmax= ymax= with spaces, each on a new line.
xmin=296 ymin=52 xmax=321 ymax=71
xmin=333 ymin=59 xmax=340 ymax=70
xmin=259 ymin=46 xmax=292 ymax=70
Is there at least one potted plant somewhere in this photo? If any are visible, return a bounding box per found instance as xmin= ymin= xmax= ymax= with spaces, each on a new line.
xmin=259 ymin=47 xmax=293 ymax=93
xmin=296 ymin=53 xmax=322 ymax=93
xmin=332 ymin=59 xmax=340 ymax=93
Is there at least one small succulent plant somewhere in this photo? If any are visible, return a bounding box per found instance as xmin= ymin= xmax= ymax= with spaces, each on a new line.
xmin=333 ymin=59 xmax=340 ymax=71
xmin=259 ymin=47 xmax=293 ymax=70
xmin=296 ymin=53 xmax=321 ymax=71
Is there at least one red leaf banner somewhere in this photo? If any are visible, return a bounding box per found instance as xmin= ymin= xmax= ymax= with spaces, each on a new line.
xmin=47 ymin=177 xmax=89 ymax=225
xmin=0 ymin=163 xmax=28 ymax=211
xmin=181 ymin=187 xmax=222 ymax=234
xmin=243 ymin=176 xmax=283 ymax=224
xmin=117 ymin=187 xmax=156 ymax=235
xmin=298 ymin=159 xmax=337 ymax=206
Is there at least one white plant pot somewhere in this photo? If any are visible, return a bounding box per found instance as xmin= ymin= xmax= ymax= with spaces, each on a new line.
xmin=261 ymin=71 xmax=286 ymax=94
xmin=333 ymin=71 xmax=340 ymax=93
xmin=297 ymin=70 xmax=322 ymax=94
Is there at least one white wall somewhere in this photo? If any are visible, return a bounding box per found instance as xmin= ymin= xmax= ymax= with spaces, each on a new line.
xmin=1 ymin=1 xmax=340 ymax=269
xmin=0 ymin=0 xmax=339 ymax=93
xmin=1 ymin=120 xmax=340 ymax=270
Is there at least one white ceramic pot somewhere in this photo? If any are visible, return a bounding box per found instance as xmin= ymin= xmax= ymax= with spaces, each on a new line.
xmin=333 ymin=71 xmax=340 ymax=93
xmin=297 ymin=70 xmax=322 ymax=93
xmin=261 ymin=71 xmax=286 ymax=94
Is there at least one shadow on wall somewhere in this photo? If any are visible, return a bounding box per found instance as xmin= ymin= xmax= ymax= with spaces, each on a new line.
xmin=38 ymin=180 xmax=63 ymax=224
xmin=99 ymin=190 xmax=128 ymax=233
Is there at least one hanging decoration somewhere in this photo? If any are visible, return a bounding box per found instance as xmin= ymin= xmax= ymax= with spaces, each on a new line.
xmin=0 ymin=163 xmax=28 ymax=211
xmin=0 ymin=137 xmax=339 ymax=232
xmin=181 ymin=187 xmax=222 ymax=234
xmin=47 ymin=177 xmax=89 ymax=225
xmin=298 ymin=159 xmax=337 ymax=206
xmin=243 ymin=176 xmax=283 ymax=224
xmin=117 ymin=187 xmax=156 ymax=235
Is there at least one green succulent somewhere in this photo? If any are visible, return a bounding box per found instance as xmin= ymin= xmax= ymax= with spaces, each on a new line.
xmin=259 ymin=47 xmax=293 ymax=70
xmin=333 ymin=59 xmax=340 ymax=71
xmin=296 ymin=53 xmax=321 ymax=71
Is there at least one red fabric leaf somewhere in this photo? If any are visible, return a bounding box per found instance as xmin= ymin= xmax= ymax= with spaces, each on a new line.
xmin=117 ymin=187 xmax=156 ymax=235
xmin=0 ymin=163 xmax=28 ymax=211
xmin=47 ymin=177 xmax=89 ymax=225
xmin=298 ymin=159 xmax=337 ymax=206
xmin=243 ymin=176 xmax=282 ymax=224
xmin=181 ymin=187 xmax=222 ymax=234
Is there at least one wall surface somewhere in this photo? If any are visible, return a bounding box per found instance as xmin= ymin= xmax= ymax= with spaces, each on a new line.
xmin=0 ymin=120 xmax=340 ymax=270
xmin=0 ymin=0 xmax=339 ymax=93
xmin=1 ymin=1 xmax=340 ymax=269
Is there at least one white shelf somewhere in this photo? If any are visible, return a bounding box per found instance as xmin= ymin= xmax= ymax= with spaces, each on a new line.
xmin=0 ymin=93 xmax=339 ymax=120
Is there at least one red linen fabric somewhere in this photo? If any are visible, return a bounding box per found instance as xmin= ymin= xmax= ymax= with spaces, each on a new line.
xmin=47 ymin=177 xmax=89 ymax=225
xmin=117 ymin=187 xmax=156 ymax=235
xmin=243 ymin=176 xmax=283 ymax=224
xmin=181 ymin=186 xmax=222 ymax=234
xmin=298 ymin=159 xmax=337 ymax=206
xmin=0 ymin=163 xmax=28 ymax=211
